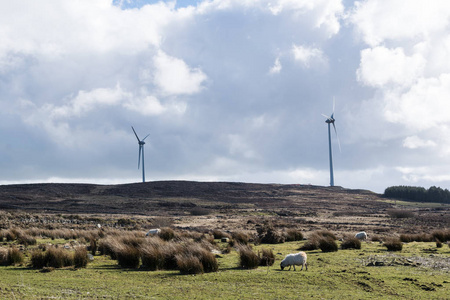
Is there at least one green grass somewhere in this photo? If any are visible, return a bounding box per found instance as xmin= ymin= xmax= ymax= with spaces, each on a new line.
xmin=381 ymin=199 xmax=450 ymax=208
xmin=0 ymin=241 xmax=448 ymax=299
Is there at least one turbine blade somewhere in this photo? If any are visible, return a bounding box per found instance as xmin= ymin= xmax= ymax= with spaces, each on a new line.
xmin=321 ymin=114 xmax=330 ymax=119
xmin=132 ymin=126 xmax=140 ymax=142
xmin=332 ymin=96 xmax=336 ymax=114
xmin=138 ymin=145 xmax=142 ymax=169
xmin=142 ymin=134 xmax=150 ymax=141
xmin=332 ymin=123 xmax=342 ymax=153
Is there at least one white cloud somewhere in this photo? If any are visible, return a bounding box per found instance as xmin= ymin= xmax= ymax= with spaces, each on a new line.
xmin=269 ymin=57 xmax=282 ymax=74
xmin=153 ymin=50 xmax=207 ymax=95
xmin=268 ymin=0 xmax=344 ymax=36
xmin=350 ymin=0 xmax=450 ymax=47
xmin=357 ymin=47 xmax=425 ymax=87
xmin=384 ymin=74 xmax=450 ymax=131
xmin=292 ymin=45 xmax=327 ymax=68
xmin=403 ymin=136 xmax=436 ymax=149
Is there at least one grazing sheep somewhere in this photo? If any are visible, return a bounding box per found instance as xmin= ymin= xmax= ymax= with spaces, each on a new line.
xmin=280 ymin=251 xmax=308 ymax=271
xmin=146 ymin=229 xmax=161 ymax=236
xmin=355 ymin=231 xmax=368 ymax=240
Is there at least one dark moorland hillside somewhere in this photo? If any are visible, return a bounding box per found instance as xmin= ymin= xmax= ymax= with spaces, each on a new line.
xmin=0 ymin=181 xmax=379 ymax=215
xmin=0 ymin=181 xmax=448 ymax=234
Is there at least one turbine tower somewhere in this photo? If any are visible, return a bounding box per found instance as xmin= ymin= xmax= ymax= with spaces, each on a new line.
xmin=131 ymin=126 xmax=150 ymax=183
xmin=322 ymin=99 xmax=341 ymax=187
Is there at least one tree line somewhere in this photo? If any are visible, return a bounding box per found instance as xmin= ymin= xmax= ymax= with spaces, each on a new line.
xmin=384 ymin=185 xmax=450 ymax=204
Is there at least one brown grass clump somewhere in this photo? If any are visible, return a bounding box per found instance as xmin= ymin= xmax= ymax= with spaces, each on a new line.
xmin=284 ymin=229 xmax=304 ymax=242
xmin=186 ymin=244 xmax=218 ymax=273
xmin=318 ymin=237 xmax=338 ymax=252
xmin=0 ymin=247 xmax=8 ymax=266
xmin=231 ymin=231 xmax=249 ymax=245
xmin=30 ymin=249 xmax=47 ymax=269
xmin=159 ymin=227 xmax=176 ymax=241
xmin=74 ymin=247 xmax=89 ymax=268
xmin=5 ymin=230 xmax=16 ymax=242
xmin=384 ymin=238 xmax=403 ymax=251
xmin=176 ymin=254 xmax=204 ymax=274
xmin=386 ymin=209 xmax=415 ymax=219
xmin=341 ymin=236 xmax=361 ymax=250
xmin=17 ymin=233 xmax=37 ymax=246
xmin=7 ymin=247 xmax=24 ymax=266
xmin=431 ymin=229 xmax=450 ymax=242
xmin=258 ymin=248 xmax=275 ymax=266
xmin=116 ymin=244 xmax=140 ymax=269
xmin=316 ymin=230 xmax=337 ymax=240
xmin=237 ymin=245 xmax=259 ymax=269
xmin=212 ymin=229 xmax=230 ymax=240
xmin=44 ymin=247 xmax=74 ymax=268
xmin=258 ymin=224 xmax=285 ymax=244
xmin=399 ymin=233 xmax=432 ymax=243
xmin=140 ymin=240 xmax=166 ymax=270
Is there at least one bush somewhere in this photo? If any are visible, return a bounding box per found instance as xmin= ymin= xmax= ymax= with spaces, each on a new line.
xmin=319 ymin=237 xmax=338 ymax=252
xmin=176 ymin=254 xmax=204 ymax=274
xmin=74 ymin=247 xmax=89 ymax=268
xmin=436 ymin=240 xmax=443 ymax=248
xmin=341 ymin=237 xmax=361 ymax=250
xmin=7 ymin=247 xmax=24 ymax=266
xmin=384 ymin=238 xmax=403 ymax=251
xmin=285 ymin=229 xmax=304 ymax=242
xmin=238 ymin=245 xmax=259 ymax=269
xmin=258 ymin=248 xmax=275 ymax=266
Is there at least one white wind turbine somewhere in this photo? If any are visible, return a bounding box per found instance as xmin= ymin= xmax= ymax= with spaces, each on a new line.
xmin=322 ymin=98 xmax=341 ymax=187
xmin=131 ymin=126 xmax=150 ymax=183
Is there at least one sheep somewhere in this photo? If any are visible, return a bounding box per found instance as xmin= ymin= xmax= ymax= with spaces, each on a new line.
xmin=280 ymin=251 xmax=308 ymax=271
xmin=146 ymin=228 xmax=161 ymax=236
xmin=355 ymin=231 xmax=368 ymax=240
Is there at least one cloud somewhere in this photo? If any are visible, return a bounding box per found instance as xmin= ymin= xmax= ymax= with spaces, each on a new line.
xmin=269 ymin=57 xmax=282 ymax=74
xmin=153 ymin=50 xmax=207 ymax=95
xmin=350 ymin=0 xmax=450 ymax=47
xmin=292 ymin=45 xmax=327 ymax=68
xmin=357 ymin=47 xmax=425 ymax=88
xmin=403 ymin=136 xmax=436 ymax=149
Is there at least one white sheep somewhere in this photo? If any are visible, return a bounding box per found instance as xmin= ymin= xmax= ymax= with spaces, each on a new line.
xmin=355 ymin=231 xmax=368 ymax=240
xmin=146 ymin=228 xmax=161 ymax=236
xmin=280 ymin=251 xmax=308 ymax=271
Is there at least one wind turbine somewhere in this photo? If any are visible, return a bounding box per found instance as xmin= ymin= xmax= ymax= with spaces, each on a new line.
xmin=322 ymin=98 xmax=341 ymax=187
xmin=131 ymin=126 xmax=150 ymax=183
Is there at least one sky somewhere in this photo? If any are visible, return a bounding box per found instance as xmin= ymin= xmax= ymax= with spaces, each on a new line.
xmin=1 ymin=0 xmax=450 ymax=193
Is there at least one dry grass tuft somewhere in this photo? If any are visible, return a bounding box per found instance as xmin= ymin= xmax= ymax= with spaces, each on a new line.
xmin=384 ymin=238 xmax=403 ymax=251
xmin=237 ymin=245 xmax=259 ymax=269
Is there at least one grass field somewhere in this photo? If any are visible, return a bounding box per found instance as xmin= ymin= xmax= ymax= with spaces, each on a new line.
xmin=0 ymin=240 xmax=448 ymax=299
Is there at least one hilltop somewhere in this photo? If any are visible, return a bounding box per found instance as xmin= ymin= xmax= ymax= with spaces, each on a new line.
xmin=0 ymin=181 xmax=447 ymax=234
